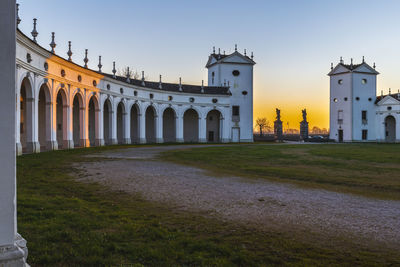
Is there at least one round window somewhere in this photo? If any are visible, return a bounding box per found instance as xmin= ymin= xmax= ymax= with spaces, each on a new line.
xmin=338 ymin=79 xmax=343 ymax=85
xmin=344 ymin=97 xmax=348 ymax=101
xmin=368 ymin=97 xmax=372 ymax=102
xmin=388 ymin=106 xmax=392 ymax=111
xmin=77 ymin=75 xmax=82 ymax=82
xmin=232 ymin=70 xmax=240 ymax=76
xmin=212 ymin=98 xmax=218 ymax=103
xmin=356 ymin=97 xmax=360 ymax=101
xmin=333 ymin=98 xmax=338 ymax=102
xmin=362 ymin=79 xmax=367 ymax=84
xmin=189 ymin=97 xmax=195 ymax=103
xmin=242 ymin=91 xmax=248 ymax=95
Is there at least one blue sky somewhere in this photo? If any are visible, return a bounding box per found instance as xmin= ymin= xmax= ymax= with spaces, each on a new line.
xmin=17 ymin=0 xmax=400 ymax=128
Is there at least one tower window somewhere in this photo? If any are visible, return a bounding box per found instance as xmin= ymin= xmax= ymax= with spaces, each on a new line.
xmin=338 ymin=79 xmax=343 ymax=85
xmin=362 ymin=130 xmax=368 ymax=140
xmin=362 ymin=79 xmax=367 ymax=84
xmin=232 ymin=106 xmax=240 ymax=116
xmin=355 ymin=97 xmax=360 ymax=101
xmin=232 ymin=70 xmax=240 ymax=76
xmin=344 ymin=97 xmax=348 ymax=101
xmin=362 ymin=110 xmax=367 ymax=120
xmin=333 ymin=98 xmax=338 ymax=102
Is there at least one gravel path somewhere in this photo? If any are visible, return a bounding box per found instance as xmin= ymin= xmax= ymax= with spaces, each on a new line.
xmin=75 ymin=145 xmax=400 ymax=249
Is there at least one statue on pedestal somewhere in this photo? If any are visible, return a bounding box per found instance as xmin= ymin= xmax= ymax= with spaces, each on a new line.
xmin=300 ymin=108 xmax=309 ymax=140
xmin=274 ymin=108 xmax=283 ymax=141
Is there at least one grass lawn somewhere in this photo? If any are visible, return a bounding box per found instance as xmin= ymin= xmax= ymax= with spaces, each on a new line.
xmin=18 ymin=144 xmax=400 ymax=266
xmin=161 ymin=143 xmax=400 ymax=200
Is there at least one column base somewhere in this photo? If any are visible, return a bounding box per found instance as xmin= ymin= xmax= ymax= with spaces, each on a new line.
xmin=176 ymin=138 xmax=184 ymax=143
xmin=16 ymin=143 xmax=22 ymax=156
xmin=63 ymin=140 xmax=74 ymax=149
xmin=26 ymin=142 xmax=40 ymax=154
xmin=0 ymin=237 xmax=28 ymax=267
xmin=156 ymin=138 xmax=163 ymax=144
xmin=80 ymin=139 xmax=90 ymax=148
xmin=122 ymin=138 xmax=131 ymax=145
xmin=139 ymin=138 xmax=146 ymax=144
xmin=95 ymin=139 xmax=104 ymax=146
xmin=221 ymin=138 xmax=230 ymax=143
xmin=14 ymin=234 xmax=28 ymax=265
xmin=199 ymin=138 xmax=207 ymax=143
xmin=46 ymin=140 xmax=58 ymax=151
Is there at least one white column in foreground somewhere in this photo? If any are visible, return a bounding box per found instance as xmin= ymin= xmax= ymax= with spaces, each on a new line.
xmin=0 ymin=0 xmax=28 ymax=265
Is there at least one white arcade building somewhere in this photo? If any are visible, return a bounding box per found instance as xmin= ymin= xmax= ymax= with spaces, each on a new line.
xmin=329 ymin=58 xmax=400 ymax=142
xmin=15 ymin=13 xmax=255 ymax=155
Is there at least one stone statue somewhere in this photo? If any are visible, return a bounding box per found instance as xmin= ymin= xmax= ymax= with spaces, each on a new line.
xmin=302 ymin=109 xmax=307 ymax=122
xmin=276 ymin=108 xmax=281 ymax=121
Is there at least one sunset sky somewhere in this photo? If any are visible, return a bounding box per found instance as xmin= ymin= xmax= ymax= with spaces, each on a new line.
xmin=17 ymin=0 xmax=400 ymax=130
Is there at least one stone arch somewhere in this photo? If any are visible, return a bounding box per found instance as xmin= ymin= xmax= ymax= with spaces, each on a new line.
xmin=130 ymin=103 xmax=140 ymax=143
xmin=163 ymin=107 xmax=176 ymax=142
xmin=88 ymin=94 xmax=100 ymax=146
xmin=385 ymin=115 xmax=396 ymax=142
xmin=103 ymin=98 xmax=113 ymax=145
xmin=183 ymin=108 xmax=199 ymax=142
xmin=56 ymin=88 xmax=69 ymax=149
xmin=145 ymin=105 xmax=157 ymax=143
xmin=19 ymin=77 xmax=35 ymax=153
xmin=38 ymin=83 xmax=52 ymax=150
xmin=72 ymin=92 xmax=84 ymax=147
xmin=206 ymin=109 xmax=222 ymax=142
xmin=117 ymin=101 xmax=126 ymax=144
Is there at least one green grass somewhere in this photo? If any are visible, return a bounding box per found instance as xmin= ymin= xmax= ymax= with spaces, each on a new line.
xmin=161 ymin=143 xmax=400 ymax=200
xmin=18 ymin=144 xmax=400 ymax=266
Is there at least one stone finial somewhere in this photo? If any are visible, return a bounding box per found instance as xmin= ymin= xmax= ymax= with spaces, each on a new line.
xmin=16 ymin=4 xmax=21 ymax=26
xmin=224 ymin=79 xmax=226 ymax=86
xmin=213 ymin=46 xmax=215 ymax=54
xmin=350 ymin=58 xmax=353 ymax=66
xmin=244 ymin=49 xmax=247 ymax=56
xmin=235 ymin=44 xmax=237 ymax=52
xmin=201 ymin=80 xmax=204 ymax=93
xmin=179 ymin=77 xmax=182 ymax=91
xmin=373 ymin=62 xmax=376 ymax=69
xmin=141 ymin=71 xmax=145 ymax=86
xmin=67 ymin=41 xmax=72 ymax=61
xmin=381 ymin=90 xmax=383 ymax=96
xmin=83 ymin=49 xmax=89 ymax=68
xmin=31 ymin=18 xmax=38 ymax=43
xmin=50 ymin=32 xmax=56 ymax=53
xmin=331 ymin=62 xmax=333 ymax=70
xmin=389 ymin=88 xmax=391 ymax=95
xmin=340 ymin=56 xmax=343 ymax=64
xmin=159 ymin=75 xmax=162 ymax=89
xmin=227 ymin=81 xmax=230 ymax=87
xmin=362 ymin=56 xmax=365 ymax=63
xmin=126 ymin=67 xmax=131 ymax=83
xmin=98 ymin=56 xmax=102 ymax=72
xmin=251 ymin=52 xmax=254 ymax=60
xmin=112 ymin=61 xmax=116 ymax=78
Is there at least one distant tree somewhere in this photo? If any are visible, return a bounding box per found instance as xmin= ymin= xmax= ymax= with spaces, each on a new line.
xmin=256 ymin=117 xmax=270 ymax=136
xmin=118 ymin=67 xmax=140 ymax=80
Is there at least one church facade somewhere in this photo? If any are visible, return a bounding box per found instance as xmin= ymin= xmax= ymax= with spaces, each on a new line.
xmin=16 ymin=20 xmax=255 ymax=154
xmin=329 ymin=59 xmax=400 ymax=142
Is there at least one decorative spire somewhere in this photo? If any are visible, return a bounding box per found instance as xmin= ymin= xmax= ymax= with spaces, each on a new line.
xmin=389 ymin=88 xmax=391 ymax=95
xmin=251 ymin=52 xmax=254 ymax=60
xmin=381 ymin=90 xmax=383 ymax=97
xmin=141 ymin=71 xmax=145 ymax=86
xmin=50 ymin=32 xmax=56 ymax=53
xmin=112 ymin=61 xmax=116 ymax=78
xmin=126 ymin=67 xmax=130 ymax=83
xmin=98 ymin=56 xmax=102 ymax=72
xmin=179 ymin=77 xmax=182 ymax=91
xmin=235 ymin=44 xmax=237 ymax=52
xmin=83 ymin=49 xmax=88 ymax=68
xmin=223 ymin=50 xmax=225 ymax=55
xmin=340 ymin=56 xmax=343 ymax=64
xmin=67 ymin=41 xmax=72 ymax=61
xmin=244 ymin=49 xmax=247 ymax=56
xmin=159 ymin=75 xmax=162 ymax=89
xmin=201 ymin=80 xmax=204 ymax=93
xmin=373 ymin=62 xmax=376 ymax=69
xmin=218 ymin=48 xmax=221 ymax=55
xmin=16 ymin=4 xmax=21 ymax=26
xmin=31 ymin=18 xmax=38 ymax=43
xmin=362 ymin=56 xmax=365 ymax=63
xmin=227 ymin=81 xmax=230 ymax=87
xmin=224 ymin=79 xmax=226 ymax=86
xmin=213 ymin=46 xmax=215 ymax=54
xmin=350 ymin=58 xmax=353 ymax=66
xmin=331 ymin=62 xmax=333 ymax=70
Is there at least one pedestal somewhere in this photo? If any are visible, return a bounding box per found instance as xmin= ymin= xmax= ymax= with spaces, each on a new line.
xmin=274 ymin=120 xmax=283 ymax=141
xmin=46 ymin=140 xmax=58 ymax=151
xmin=300 ymin=121 xmax=309 ymax=140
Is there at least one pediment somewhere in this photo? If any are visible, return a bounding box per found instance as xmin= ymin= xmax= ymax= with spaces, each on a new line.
xmin=353 ymin=64 xmax=379 ymax=74
xmin=377 ymin=95 xmax=400 ymax=105
xmin=221 ymin=53 xmax=253 ymax=64
xmin=328 ymin=64 xmax=350 ymax=75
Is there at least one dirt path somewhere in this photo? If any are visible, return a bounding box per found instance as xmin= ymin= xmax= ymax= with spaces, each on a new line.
xmin=75 ymin=145 xmax=400 ymax=249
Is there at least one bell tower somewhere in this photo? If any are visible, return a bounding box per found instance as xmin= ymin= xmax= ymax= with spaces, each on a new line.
xmin=206 ymin=45 xmax=256 ymax=142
